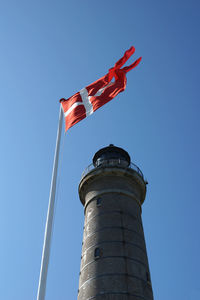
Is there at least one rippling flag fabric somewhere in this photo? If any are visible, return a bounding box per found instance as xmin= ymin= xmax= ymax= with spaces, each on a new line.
xmin=60 ymin=46 xmax=142 ymax=132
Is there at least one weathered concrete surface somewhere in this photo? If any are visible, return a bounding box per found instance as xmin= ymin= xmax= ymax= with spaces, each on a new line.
xmin=78 ymin=166 xmax=153 ymax=300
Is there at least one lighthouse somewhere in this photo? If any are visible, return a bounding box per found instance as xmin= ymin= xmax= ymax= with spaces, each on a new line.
xmin=78 ymin=145 xmax=153 ymax=300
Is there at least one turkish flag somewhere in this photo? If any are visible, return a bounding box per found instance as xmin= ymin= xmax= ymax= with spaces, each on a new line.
xmin=60 ymin=46 xmax=141 ymax=132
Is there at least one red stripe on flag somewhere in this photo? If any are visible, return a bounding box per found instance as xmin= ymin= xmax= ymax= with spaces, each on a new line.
xmin=64 ymin=104 xmax=86 ymax=132
xmin=86 ymin=73 xmax=110 ymax=96
xmin=90 ymin=69 xmax=127 ymax=112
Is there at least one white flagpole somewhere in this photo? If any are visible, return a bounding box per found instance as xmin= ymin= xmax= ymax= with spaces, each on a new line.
xmin=37 ymin=105 xmax=63 ymax=300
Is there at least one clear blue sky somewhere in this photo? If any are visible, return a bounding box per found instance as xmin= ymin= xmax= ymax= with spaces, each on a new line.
xmin=0 ymin=0 xmax=200 ymax=299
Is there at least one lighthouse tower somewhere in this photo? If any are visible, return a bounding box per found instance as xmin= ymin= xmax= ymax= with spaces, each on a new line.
xmin=78 ymin=145 xmax=153 ymax=300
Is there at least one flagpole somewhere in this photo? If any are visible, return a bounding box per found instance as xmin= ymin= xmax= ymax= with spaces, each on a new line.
xmin=37 ymin=105 xmax=63 ymax=300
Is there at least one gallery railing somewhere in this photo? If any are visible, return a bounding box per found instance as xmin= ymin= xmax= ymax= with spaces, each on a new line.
xmin=81 ymin=158 xmax=144 ymax=180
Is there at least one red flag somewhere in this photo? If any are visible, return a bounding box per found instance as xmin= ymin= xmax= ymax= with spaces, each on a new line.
xmin=60 ymin=46 xmax=141 ymax=132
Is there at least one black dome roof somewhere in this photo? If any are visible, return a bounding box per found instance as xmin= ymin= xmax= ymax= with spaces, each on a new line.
xmin=93 ymin=144 xmax=131 ymax=166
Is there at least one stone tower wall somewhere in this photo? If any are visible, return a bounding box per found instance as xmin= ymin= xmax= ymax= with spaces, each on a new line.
xmin=78 ymin=166 xmax=153 ymax=300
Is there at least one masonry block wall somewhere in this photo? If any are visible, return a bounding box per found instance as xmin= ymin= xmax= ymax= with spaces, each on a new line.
xmin=78 ymin=146 xmax=154 ymax=300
